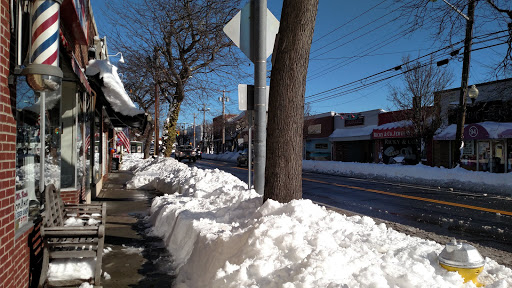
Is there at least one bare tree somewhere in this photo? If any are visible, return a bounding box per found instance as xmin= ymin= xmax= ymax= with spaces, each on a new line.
xmin=398 ymin=0 xmax=512 ymax=75
xmin=105 ymin=0 xmax=246 ymax=157
xmin=264 ymin=0 xmax=319 ymax=203
xmin=121 ymin=54 xmax=156 ymax=159
xmin=388 ymin=55 xmax=454 ymax=162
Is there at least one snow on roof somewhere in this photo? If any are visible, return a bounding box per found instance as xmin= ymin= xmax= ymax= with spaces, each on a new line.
xmin=375 ymin=120 xmax=413 ymax=130
xmin=329 ymin=125 xmax=377 ymax=141
xmin=86 ymin=60 xmax=143 ymax=117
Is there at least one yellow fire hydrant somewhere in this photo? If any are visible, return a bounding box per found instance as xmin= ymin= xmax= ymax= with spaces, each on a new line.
xmin=438 ymin=239 xmax=485 ymax=287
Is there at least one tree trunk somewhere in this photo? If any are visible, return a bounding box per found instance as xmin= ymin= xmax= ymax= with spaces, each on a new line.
xmin=163 ymin=101 xmax=182 ymax=157
xmin=143 ymin=122 xmax=154 ymax=159
xmin=264 ymin=0 xmax=319 ymax=203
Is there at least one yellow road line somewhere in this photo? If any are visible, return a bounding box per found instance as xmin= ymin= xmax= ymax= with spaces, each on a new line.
xmin=303 ymin=177 xmax=512 ymax=216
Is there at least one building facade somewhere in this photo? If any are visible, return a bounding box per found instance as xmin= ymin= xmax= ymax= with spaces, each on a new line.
xmin=2 ymin=1 xmax=143 ymax=286
xmin=304 ymin=112 xmax=336 ymax=161
xmin=433 ymin=78 xmax=512 ymax=173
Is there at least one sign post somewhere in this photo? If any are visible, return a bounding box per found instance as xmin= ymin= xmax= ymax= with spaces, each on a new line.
xmin=224 ymin=1 xmax=279 ymax=195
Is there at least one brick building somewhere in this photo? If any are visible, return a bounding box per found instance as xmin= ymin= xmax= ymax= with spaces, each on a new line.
xmin=1 ymin=1 xmax=144 ymax=286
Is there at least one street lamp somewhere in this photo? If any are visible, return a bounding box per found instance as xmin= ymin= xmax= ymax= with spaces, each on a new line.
xmin=108 ymin=52 xmax=125 ymax=64
xmin=468 ymin=85 xmax=479 ymax=104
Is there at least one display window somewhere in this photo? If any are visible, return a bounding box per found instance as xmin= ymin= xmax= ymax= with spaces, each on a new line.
xmin=477 ymin=141 xmax=490 ymax=172
xmin=14 ymin=76 xmax=62 ymax=230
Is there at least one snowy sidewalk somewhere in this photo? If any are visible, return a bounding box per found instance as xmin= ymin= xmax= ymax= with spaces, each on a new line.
xmin=96 ymin=170 xmax=175 ymax=287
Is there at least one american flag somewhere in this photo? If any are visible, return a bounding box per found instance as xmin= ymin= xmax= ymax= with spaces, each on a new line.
xmin=117 ymin=131 xmax=130 ymax=153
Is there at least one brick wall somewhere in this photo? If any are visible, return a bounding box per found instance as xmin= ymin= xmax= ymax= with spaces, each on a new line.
xmin=60 ymin=190 xmax=79 ymax=204
xmin=0 ymin=0 xmax=32 ymax=287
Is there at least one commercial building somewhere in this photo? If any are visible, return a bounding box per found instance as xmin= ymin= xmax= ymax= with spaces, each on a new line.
xmin=433 ymin=78 xmax=512 ymax=172
xmin=2 ymin=1 xmax=143 ymax=286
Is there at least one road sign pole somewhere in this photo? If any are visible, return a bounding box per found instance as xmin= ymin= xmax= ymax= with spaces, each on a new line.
xmin=252 ymin=0 xmax=267 ymax=195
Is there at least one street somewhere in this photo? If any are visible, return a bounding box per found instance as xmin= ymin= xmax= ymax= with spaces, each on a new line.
xmin=192 ymin=158 xmax=512 ymax=255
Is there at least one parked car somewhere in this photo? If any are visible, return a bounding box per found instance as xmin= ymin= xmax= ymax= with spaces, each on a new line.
xmin=195 ymin=149 xmax=202 ymax=160
xmin=175 ymin=145 xmax=197 ymax=162
xmin=237 ymin=149 xmax=253 ymax=167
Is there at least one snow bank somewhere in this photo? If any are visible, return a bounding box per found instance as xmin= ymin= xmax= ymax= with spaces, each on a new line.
xmin=203 ymin=152 xmax=512 ymax=196
xmin=122 ymin=154 xmax=512 ymax=288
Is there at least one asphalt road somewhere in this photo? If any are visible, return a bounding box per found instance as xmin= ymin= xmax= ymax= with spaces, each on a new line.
xmin=191 ymin=158 xmax=512 ymax=254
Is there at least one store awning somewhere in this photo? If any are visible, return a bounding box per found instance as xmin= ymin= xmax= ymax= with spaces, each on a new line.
xmin=434 ymin=122 xmax=512 ymax=140
xmin=498 ymin=129 xmax=512 ymax=138
xmin=372 ymin=120 xmax=413 ymax=139
xmin=329 ymin=125 xmax=377 ymax=141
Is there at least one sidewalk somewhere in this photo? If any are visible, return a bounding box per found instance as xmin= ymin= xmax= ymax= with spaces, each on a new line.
xmin=95 ymin=170 xmax=175 ymax=287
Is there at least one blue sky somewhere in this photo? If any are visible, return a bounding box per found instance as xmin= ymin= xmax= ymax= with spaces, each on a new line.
xmin=90 ymin=0 xmax=510 ymax=125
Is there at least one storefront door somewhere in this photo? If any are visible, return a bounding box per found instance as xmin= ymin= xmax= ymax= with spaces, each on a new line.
xmin=492 ymin=140 xmax=506 ymax=173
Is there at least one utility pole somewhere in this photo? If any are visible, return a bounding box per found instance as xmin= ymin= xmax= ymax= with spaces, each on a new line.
xmin=154 ymin=48 xmax=160 ymax=156
xmin=252 ymin=0 xmax=267 ymax=195
xmin=193 ymin=113 xmax=197 ymax=148
xmin=198 ymin=104 xmax=210 ymax=152
xmin=454 ymin=0 xmax=475 ymax=167
xmin=219 ymin=90 xmax=230 ymax=153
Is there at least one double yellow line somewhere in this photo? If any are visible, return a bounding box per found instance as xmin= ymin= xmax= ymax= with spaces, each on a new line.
xmin=303 ymin=177 xmax=512 ymax=216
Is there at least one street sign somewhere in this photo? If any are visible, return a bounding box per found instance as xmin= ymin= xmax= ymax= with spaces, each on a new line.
xmin=223 ymin=2 xmax=279 ymax=62
xmin=238 ymin=84 xmax=270 ymax=111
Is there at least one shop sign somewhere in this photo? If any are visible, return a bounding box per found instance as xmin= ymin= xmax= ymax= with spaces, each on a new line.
xmin=463 ymin=140 xmax=474 ymax=155
xmin=15 ymin=189 xmax=29 ymax=230
xmin=373 ymin=127 xmax=411 ymax=139
xmin=345 ymin=116 xmax=365 ymax=127
xmin=463 ymin=124 xmax=489 ymax=140
xmin=308 ymin=124 xmax=322 ymax=135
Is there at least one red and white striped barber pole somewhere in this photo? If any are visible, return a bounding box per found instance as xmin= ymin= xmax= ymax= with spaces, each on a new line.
xmin=24 ymin=0 xmax=63 ymax=92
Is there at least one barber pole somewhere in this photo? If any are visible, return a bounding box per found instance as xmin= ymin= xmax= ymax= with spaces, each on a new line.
xmin=24 ymin=0 xmax=63 ymax=91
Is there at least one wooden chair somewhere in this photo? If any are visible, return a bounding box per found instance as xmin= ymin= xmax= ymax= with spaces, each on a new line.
xmin=38 ymin=184 xmax=106 ymax=287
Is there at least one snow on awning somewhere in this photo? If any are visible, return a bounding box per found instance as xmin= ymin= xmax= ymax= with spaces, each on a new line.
xmin=86 ymin=60 xmax=143 ymax=117
xmin=434 ymin=122 xmax=512 ymax=140
xmin=372 ymin=120 xmax=414 ymax=139
xmin=329 ymin=125 xmax=377 ymax=141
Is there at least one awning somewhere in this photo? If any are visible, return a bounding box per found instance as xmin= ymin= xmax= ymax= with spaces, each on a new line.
xmin=329 ymin=125 xmax=377 ymax=141
xmin=372 ymin=120 xmax=413 ymax=139
xmin=499 ymin=129 xmax=512 ymax=138
xmin=434 ymin=122 xmax=512 ymax=140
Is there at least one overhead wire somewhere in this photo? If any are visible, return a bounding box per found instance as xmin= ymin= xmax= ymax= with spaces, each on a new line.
xmin=305 ymin=33 xmax=507 ymax=105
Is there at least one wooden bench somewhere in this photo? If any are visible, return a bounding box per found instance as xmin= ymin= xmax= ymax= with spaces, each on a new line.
xmin=38 ymin=184 xmax=106 ymax=287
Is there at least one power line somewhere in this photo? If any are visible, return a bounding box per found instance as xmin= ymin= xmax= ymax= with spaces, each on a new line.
xmin=312 ymin=0 xmax=389 ymax=45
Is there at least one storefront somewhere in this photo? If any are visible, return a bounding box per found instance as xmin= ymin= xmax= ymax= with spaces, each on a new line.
xmin=372 ymin=121 xmax=418 ymax=164
xmin=304 ymin=112 xmax=336 ymax=161
xmin=434 ymin=122 xmax=512 ymax=173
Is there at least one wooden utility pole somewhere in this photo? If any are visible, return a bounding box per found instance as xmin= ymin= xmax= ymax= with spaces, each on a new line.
xmin=264 ymin=0 xmax=319 ymax=203
xmin=454 ymin=0 xmax=475 ymax=167
xmin=154 ymin=48 xmax=160 ymax=156
xmin=198 ymin=104 xmax=210 ymax=151
xmin=193 ymin=113 xmax=197 ymax=148
xmin=219 ymin=90 xmax=229 ymax=152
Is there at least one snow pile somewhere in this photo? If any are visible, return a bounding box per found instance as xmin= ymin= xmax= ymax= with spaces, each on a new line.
xmin=120 ymin=154 xmax=512 ymax=287
xmin=86 ymin=60 xmax=143 ymax=116
xmin=48 ymin=258 xmax=95 ymax=282
xmin=202 ymin=152 xmax=512 ymax=195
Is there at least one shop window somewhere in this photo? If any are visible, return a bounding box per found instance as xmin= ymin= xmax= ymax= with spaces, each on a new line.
xmin=477 ymin=141 xmax=490 ymax=172
xmin=61 ymin=82 xmax=78 ymax=188
xmin=14 ymin=76 xmax=61 ymax=231
xmin=15 ymin=76 xmax=40 ymax=229
xmin=78 ymin=92 xmax=91 ymax=197
xmin=460 ymin=140 xmax=476 ymax=171
xmin=492 ymin=141 xmax=505 ymax=173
